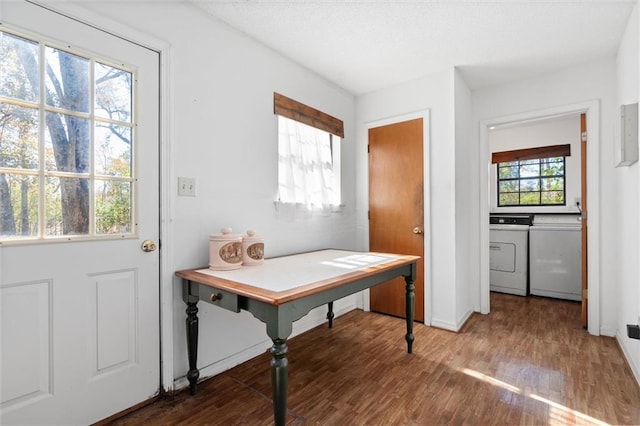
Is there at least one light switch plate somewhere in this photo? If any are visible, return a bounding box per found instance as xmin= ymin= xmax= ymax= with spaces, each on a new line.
xmin=178 ymin=177 xmax=196 ymax=196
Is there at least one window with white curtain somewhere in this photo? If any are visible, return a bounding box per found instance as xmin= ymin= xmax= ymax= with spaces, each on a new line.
xmin=277 ymin=115 xmax=341 ymax=209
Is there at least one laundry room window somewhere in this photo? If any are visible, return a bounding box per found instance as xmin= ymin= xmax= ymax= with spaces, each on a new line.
xmin=497 ymin=157 xmax=566 ymax=206
xmin=0 ymin=28 xmax=136 ymax=242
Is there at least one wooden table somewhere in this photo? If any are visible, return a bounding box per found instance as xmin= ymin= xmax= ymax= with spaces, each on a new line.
xmin=176 ymin=249 xmax=420 ymax=425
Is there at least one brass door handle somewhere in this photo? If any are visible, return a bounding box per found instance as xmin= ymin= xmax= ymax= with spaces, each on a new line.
xmin=142 ymin=240 xmax=157 ymax=252
xmin=413 ymin=227 xmax=424 ymax=235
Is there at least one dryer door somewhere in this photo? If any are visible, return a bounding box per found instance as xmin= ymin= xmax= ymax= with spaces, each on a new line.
xmin=490 ymin=242 xmax=516 ymax=272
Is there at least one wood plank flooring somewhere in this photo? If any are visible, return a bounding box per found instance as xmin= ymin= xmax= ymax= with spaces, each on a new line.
xmin=108 ymin=293 xmax=640 ymax=425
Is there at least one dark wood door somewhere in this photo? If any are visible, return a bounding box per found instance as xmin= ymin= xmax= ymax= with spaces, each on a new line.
xmin=369 ymin=118 xmax=424 ymax=322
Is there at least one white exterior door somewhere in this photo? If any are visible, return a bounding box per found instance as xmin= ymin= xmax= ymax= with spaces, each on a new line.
xmin=0 ymin=2 xmax=160 ymax=424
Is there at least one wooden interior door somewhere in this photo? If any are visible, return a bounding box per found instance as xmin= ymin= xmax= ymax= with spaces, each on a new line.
xmin=369 ymin=118 xmax=424 ymax=322
xmin=580 ymin=113 xmax=588 ymax=328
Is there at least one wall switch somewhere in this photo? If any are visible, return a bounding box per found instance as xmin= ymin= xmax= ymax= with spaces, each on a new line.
xmin=178 ymin=177 xmax=196 ymax=197
xmin=627 ymin=324 xmax=640 ymax=340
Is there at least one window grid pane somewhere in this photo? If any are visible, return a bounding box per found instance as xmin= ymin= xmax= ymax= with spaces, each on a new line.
xmin=497 ymin=157 xmax=565 ymax=207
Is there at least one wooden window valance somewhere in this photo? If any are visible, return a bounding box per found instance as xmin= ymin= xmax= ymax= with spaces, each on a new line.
xmin=491 ymin=144 xmax=571 ymax=164
xmin=274 ymin=92 xmax=344 ymax=138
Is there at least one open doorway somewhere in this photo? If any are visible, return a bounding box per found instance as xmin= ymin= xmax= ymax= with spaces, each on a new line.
xmin=478 ymin=101 xmax=601 ymax=336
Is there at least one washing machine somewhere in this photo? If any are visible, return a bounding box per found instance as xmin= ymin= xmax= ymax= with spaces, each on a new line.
xmin=529 ymin=215 xmax=582 ymax=301
xmin=489 ymin=214 xmax=532 ymax=296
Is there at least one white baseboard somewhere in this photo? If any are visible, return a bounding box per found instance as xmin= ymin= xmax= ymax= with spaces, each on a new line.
xmin=456 ymin=308 xmax=475 ymax=331
xmin=430 ymin=318 xmax=459 ymax=332
xmin=430 ymin=308 xmax=474 ymax=332
xmin=616 ymin=331 xmax=640 ymax=387
xmin=173 ymin=302 xmax=358 ymax=391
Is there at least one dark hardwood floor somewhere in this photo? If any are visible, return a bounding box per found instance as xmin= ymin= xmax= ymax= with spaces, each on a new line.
xmin=108 ymin=293 xmax=640 ymax=425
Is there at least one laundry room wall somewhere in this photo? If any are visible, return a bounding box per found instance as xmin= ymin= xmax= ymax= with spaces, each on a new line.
xmin=488 ymin=114 xmax=583 ymax=214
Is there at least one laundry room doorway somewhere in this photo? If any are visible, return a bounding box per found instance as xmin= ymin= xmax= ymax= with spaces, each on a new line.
xmin=479 ymin=101 xmax=600 ymax=336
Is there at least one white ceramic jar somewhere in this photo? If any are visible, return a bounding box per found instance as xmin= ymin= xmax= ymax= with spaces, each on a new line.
xmin=209 ymin=227 xmax=243 ymax=270
xmin=242 ymin=230 xmax=264 ymax=266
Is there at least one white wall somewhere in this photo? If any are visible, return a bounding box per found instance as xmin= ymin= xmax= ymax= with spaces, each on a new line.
xmin=69 ymin=1 xmax=359 ymax=388
xmin=488 ymin=114 xmax=582 ymax=214
xmin=472 ymin=58 xmax=617 ymax=334
xmin=356 ymin=69 xmax=463 ymax=329
xmin=454 ymin=69 xmax=477 ymax=327
xmin=614 ymin=1 xmax=640 ymax=384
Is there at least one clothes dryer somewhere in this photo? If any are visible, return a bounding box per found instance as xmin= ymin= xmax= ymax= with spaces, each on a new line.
xmin=489 ymin=215 xmax=532 ymax=296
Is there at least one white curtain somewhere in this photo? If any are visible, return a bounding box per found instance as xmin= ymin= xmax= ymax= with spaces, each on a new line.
xmin=277 ymin=116 xmax=338 ymax=210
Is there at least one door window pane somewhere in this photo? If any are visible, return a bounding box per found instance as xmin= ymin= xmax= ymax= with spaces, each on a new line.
xmin=44 ymin=112 xmax=90 ymax=173
xmin=95 ymin=63 xmax=132 ymax=122
xmin=95 ymin=180 xmax=131 ymax=234
xmin=44 ymin=176 xmax=90 ymax=236
xmin=0 ymin=32 xmax=39 ymax=103
xmin=45 ymin=47 xmax=90 ymax=113
xmin=0 ymin=103 xmax=39 ymax=169
xmin=0 ymin=173 xmax=38 ymax=237
xmin=95 ymin=124 xmax=131 ymax=177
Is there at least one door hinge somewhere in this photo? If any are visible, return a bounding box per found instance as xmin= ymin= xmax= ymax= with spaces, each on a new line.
xmin=368 ymin=210 xmax=370 ymax=220
xmin=367 ymin=144 xmax=370 ymax=153
xmin=581 ymin=131 xmax=587 ymax=142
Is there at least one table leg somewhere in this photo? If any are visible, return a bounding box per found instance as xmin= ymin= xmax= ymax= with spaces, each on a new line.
xmin=270 ymin=338 xmax=288 ymax=426
xmin=326 ymin=301 xmax=334 ymax=328
xmin=186 ymin=301 xmax=200 ymax=395
xmin=404 ymin=274 xmax=415 ymax=354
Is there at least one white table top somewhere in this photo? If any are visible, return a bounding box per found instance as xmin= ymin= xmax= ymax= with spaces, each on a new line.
xmin=177 ymin=249 xmax=420 ymax=305
xmin=195 ymin=249 xmax=399 ymax=292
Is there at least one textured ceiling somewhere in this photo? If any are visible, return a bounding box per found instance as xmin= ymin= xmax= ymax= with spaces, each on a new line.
xmin=188 ymin=0 xmax=636 ymax=95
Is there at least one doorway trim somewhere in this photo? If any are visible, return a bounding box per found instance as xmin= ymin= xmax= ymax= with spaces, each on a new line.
xmin=364 ymin=110 xmax=432 ymax=326
xmin=479 ymin=100 xmax=600 ymax=336
xmin=27 ymin=0 xmax=177 ymax=390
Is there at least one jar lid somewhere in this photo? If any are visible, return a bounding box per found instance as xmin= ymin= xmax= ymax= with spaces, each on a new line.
xmin=243 ymin=229 xmax=263 ymax=242
xmin=210 ymin=227 xmax=241 ymax=241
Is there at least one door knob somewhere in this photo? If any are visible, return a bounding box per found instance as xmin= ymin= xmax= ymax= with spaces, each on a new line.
xmin=413 ymin=227 xmax=424 ymax=235
xmin=141 ymin=240 xmax=157 ymax=252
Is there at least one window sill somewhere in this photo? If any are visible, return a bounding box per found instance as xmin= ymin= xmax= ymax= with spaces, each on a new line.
xmin=273 ymin=201 xmax=344 ymax=217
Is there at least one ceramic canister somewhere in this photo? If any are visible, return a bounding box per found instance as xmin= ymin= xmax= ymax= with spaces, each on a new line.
xmin=242 ymin=230 xmax=264 ymax=266
xmin=209 ymin=227 xmax=243 ymax=270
